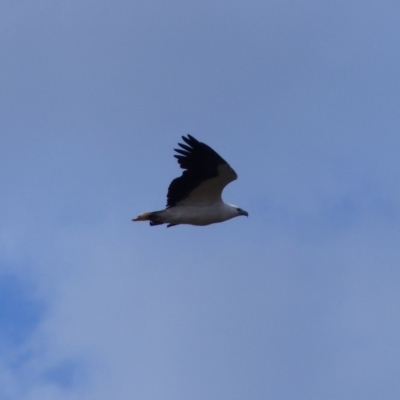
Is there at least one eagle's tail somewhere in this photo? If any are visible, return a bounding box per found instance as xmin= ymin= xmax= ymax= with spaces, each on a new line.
xmin=132 ymin=212 xmax=153 ymax=221
xmin=132 ymin=211 xmax=165 ymax=226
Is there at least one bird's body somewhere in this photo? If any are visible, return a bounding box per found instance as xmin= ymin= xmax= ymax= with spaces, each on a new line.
xmin=133 ymin=135 xmax=248 ymax=227
xmin=138 ymin=203 xmax=241 ymax=227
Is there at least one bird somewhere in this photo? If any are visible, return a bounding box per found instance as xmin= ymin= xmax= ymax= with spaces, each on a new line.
xmin=132 ymin=135 xmax=248 ymax=227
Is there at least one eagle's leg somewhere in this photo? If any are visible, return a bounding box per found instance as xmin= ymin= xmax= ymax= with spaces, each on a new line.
xmin=148 ymin=212 xmax=166 ymax=226
xmin=149 ymin=219 xmax=164 ymax=226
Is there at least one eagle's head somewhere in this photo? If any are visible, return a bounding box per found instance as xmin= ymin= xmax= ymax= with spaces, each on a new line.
xmin=235 ymin=207 xmax=249 ymax=217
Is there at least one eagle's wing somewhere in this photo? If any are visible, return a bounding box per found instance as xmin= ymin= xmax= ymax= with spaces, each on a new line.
xmin=167 ymin=135 xmax=238 ymax=207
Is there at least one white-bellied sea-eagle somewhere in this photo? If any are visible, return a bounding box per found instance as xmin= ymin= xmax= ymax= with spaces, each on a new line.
xmin=133 ymin=135 xmax=248 ymax=227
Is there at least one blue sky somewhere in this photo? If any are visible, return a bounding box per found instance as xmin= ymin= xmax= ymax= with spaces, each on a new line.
xmin=1 ymin=0 xmax=400 ymax=399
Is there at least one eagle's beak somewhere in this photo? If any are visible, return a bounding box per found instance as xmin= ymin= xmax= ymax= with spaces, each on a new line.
xmin=240 ymin=210 xmax=249 ymax=217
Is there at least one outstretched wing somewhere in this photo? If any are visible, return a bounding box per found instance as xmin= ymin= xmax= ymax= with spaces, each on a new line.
xmin=167 ymin=135 xmax=238 ymax=207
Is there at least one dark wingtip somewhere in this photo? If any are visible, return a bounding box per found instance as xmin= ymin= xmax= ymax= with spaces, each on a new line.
xmin=175 ymin=148 xmax=190 ymax=156
xmin=182 ymin=134 xmax=199 ymax=146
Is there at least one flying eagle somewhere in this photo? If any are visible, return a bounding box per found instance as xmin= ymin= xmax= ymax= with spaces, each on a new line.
xmin=133 ymin=135 xmax=248 ymax=227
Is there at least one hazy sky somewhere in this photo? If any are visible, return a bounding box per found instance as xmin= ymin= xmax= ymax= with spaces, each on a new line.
xmin=1 ymin=1 xmax=400 ymax=399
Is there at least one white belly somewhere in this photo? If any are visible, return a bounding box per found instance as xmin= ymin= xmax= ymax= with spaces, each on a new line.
xmin=163 ymin=204 xmax=236 ymax=226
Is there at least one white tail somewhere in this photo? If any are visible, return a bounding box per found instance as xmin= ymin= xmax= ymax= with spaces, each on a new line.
xmin=132 ymin=212 xmax=153 ymax=222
